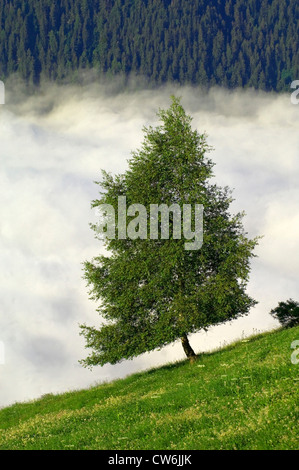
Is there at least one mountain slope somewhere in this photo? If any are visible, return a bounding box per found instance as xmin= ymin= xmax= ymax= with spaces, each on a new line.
xmin=0 ymin=0 xmax=298 ymax=90
xmin=0 ymin=325 xmax=298 ymax=450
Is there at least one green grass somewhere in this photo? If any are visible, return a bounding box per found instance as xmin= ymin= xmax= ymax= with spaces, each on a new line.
xmin=0 ymin=326 xmax=298 ymax=450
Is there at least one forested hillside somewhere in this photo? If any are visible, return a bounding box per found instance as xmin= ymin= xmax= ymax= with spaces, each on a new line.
xmin=0 ymin=0 xmax=298 ymax=90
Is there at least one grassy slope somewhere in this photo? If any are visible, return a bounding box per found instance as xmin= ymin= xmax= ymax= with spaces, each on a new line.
xmin=0 ymin=326 xmax=298 ymax=450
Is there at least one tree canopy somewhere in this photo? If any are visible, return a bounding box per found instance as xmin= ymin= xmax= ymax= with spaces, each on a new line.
xmin=80 ymin=97 xmax=259 ymax=366
xmin=270 ymin=299 xmax=299 ymax=329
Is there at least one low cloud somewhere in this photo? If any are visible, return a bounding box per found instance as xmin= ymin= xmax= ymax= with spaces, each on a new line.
xmin=0 ymin=80 xmax=297 ymax=407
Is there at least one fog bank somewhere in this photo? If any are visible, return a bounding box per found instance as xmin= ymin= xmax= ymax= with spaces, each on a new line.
xmin=0 ymin=81 xmax=298 ymax=407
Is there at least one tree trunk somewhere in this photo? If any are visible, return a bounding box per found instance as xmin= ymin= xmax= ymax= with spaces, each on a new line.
xmin=181 ymin=334 xmax=197 ymax=363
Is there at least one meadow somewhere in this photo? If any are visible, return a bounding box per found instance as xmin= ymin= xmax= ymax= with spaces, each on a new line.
xmin=0 ymin=326 xmax=298 ymax=450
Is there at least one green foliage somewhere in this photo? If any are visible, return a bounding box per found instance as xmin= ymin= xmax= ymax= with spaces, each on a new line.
xmin=270 ymin=299 xmax=299 ymax=329
xmin=80 ymin=97 xmax=259 ymax=367
xmin=0 ymin=326 xmax=298 ymax=450
xmin=0 ymin=0 xmax=297 ymax=90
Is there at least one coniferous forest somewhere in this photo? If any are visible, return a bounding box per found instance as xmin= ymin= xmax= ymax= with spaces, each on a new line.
xmin=0 ymin=0 xmax=298 ymax=90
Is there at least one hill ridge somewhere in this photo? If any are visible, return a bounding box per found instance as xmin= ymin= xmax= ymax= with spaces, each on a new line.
xmin=0 ymin=326 xmax=298 ymax=450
